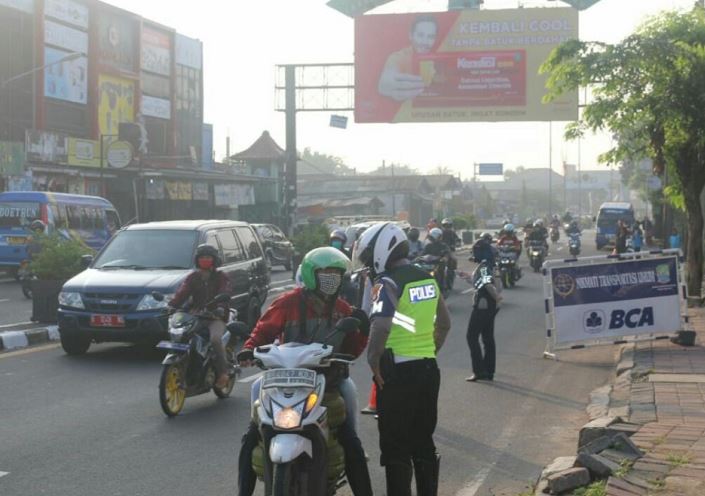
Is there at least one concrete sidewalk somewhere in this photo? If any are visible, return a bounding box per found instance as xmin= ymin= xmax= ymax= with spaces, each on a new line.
xmin=606 ymin=307 xmax=705 ymax=495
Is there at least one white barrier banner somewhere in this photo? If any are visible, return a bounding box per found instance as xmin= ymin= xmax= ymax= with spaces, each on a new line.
xmin=549 ymin=256 xmax=681 ymax=346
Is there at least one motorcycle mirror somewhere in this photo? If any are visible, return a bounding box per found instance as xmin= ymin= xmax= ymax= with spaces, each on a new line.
xmin=80 ymin=254 xmax=94 ymax=269
xmin=151 ymin=291 xmax=165 ymax=302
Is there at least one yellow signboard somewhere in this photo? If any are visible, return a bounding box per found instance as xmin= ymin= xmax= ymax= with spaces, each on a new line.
xmin=355 ymin=7 xmax=579 ymax=123
xmin=67 ymin=138 xmax=100 ymax=167
xmin=98 ymin=74 xmax=135 ymax=136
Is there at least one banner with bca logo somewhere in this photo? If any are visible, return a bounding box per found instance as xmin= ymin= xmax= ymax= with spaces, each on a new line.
xmin=550 ymin=256 xmax=681 ymax=346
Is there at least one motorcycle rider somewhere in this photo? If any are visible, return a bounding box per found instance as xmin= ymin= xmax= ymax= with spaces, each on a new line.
xmin=407 ymin=227 xmax=425 ymax=259
xmin=169 ymin=244 xmax=232 ymax=389
xmin=236 ymin=247 xmax=373 ymax=496
xmin=440 ymin=218 xmax=460 ymax=252
xmin=528 ymin=219 xmax=549 ymax=253
xmin=330 ymin=228 xmax=351 ymax=258
xmin=565 ymin=220 xmax=581 ymax=236
xmin=472 ymin=232 xmax=496 ymax=269
xmin=356 ymin=222 xmax=451 ymax=496
xmin=497 ymin=224 xmax=522 ymax=281
xmin=423 ymin=227 xmax=455 ymax=290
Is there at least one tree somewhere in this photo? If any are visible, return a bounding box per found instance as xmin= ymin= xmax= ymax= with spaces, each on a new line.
xmin=432 ymin=165 xmax=453 ymax=175
xmin=541 ymin=7 xmax=705 ymax=298
xmin=300 ymin=148 xmax=354 ymax=175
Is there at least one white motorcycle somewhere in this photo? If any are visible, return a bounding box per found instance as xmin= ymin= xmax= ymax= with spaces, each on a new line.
xmin=249 ymin=317 xmax=361 ymax=496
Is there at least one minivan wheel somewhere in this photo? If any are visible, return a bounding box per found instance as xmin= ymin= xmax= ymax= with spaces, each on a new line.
xmin=246 ymin=296 xmax=262 ymax=327
xmin=60 ymin=333 xmax=90 ymax=355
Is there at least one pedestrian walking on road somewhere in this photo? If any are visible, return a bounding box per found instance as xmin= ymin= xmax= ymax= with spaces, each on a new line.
xmin=669 ymin=227 xmax=682 ymax=250
xmin=614 ymin=220 xmax=629 ymax=255
xmin=356 ymin=222 xmax=451 ymax=496
xmin=465 ymin=261 xmax=502 ymax=382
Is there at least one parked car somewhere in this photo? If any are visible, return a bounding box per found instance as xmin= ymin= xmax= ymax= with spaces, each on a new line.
xmin=57 ymin=220 xmax=269 ymax=355
xmin=252 ymin=223 xmax=293 ymax=270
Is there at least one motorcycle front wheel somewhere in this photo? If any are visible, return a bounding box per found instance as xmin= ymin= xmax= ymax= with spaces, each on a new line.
xmin=273 ymin=462 xmax=306 ymax=496
xmin=159 ymin=364 xmax=186 ymax=417
xmin=213 ymin=344 xmax=237 ymax=399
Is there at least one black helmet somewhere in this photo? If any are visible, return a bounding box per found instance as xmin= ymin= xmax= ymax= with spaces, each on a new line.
xmin=194 ymin=244 xmax=221 ymax=267
xmin=30 ymin=220 xmax=46 ymax=233
xmin=407 ymin=227 xmax=420 ymax=242
xmin=330 ymin=229 xmax=347 ymax=244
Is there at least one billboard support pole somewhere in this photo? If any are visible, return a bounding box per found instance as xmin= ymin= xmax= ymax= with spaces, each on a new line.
xmin=548 ymin=121 xmax=553 ymax=219
xmin=284 ymin=65 xmax=297 ymax=237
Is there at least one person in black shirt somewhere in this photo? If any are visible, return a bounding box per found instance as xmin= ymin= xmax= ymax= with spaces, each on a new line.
xmin=614 ymin=220 xmax=629 ymax=254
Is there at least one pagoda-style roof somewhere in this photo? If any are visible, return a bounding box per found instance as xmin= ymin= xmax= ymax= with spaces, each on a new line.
xmin=231 ymin=131 xmax=285 ymax=161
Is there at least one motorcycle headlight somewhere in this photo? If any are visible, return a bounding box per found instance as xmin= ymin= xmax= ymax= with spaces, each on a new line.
xmin=137 ymin=293 xmax=174 ymax=311
xmin=169 ymin=327 xmax=186 ymax=341
xmin=59 ymin=291 xmax=84 ymax=309
xmin=272 ymin=401 xmax=304 ymax=430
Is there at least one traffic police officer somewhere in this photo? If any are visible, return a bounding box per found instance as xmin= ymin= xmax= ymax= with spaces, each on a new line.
xmin=355 ymin=223 xmax=452 ymax=496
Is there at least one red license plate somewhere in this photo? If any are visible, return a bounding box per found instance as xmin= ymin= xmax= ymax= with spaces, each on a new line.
xmin=90 ymin=315 xmax=125 ymax=328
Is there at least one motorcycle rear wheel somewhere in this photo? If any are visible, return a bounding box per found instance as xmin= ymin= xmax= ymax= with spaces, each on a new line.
xmin=159 ymin=364 xmax=186 ymax=417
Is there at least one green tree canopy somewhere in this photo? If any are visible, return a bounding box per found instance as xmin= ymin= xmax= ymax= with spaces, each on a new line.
xmin=368 ymin=163 xmax=419 ymax=175
xmin=300 ymin=148 xmax=354 ymax=175
xmin=541 ymin=6 xmax=705 ymax=297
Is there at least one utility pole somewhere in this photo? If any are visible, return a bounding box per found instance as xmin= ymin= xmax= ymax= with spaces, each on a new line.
xmin=284 ymin=65 xmax=297 ymax=236
xmin=548 ymin=121 xmax=553 ymax=219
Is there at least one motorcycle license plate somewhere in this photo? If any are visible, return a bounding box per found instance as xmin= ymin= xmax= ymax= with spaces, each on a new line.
xmin=262 ymin=368 xmax=316 ymax=389
xmin=90 ymin=314 xmax=125 ymax=327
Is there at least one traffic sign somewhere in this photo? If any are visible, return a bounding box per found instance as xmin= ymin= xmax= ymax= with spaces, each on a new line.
xmin=478 ymin=163 xmax=503 ymax=176
xmin=330 ymin=115 xmax=348 ymax=129
xmin=106 ymin=141 xmax=133 ymax=169
xmin=557 ymin=0 xmax=602 ymax=10
xmin=326 ymin=0 xmax=394 ymax=18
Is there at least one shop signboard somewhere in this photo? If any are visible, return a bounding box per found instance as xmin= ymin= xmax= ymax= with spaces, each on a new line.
xmin=355 ymin=8 xmax=579 ymax=123
xmin=98 ymin=12 xmax=136 ymax=72
xmin=146 ymin=179 xmax=165 ymax=200
xmin=0 ymin=142 xmax=25 ymax=176
xmin=67 ymin=138 xmax=99 ymax=167
xmin=44 ymin=19 xmax=88 ymax=53
xmin=106 ymin=141 xmax=133 ymax=169
xmin=142 ymin=26 xmax=171 ymax=76
xmin=192 ymin=182 xmax=209 ymax=200
xmin=25 ymin=130 xmax=68 ymax=164
xmin=98 ymin=74 xmax=135 ymax=135
xmin=214 ymin=184 xmax=233 ymax=207
xmin=177 ymin=182 xmax=192 ymax=200
xmin=202 ymin=123 xmax=213 ymax=170
xmin=141 ymin=72 xmax=170 ymax=98
xmin=45 ymin=47 xmax=88 ymax=104
xmin=175 ymin=33 xmax=202 ymax=69
xmin=44 ymin=0 xmax=88 ymax=29
xmin=166 ymin=181 xmax=179 ymax=200
xmin=141 ymin=95 xmax=171 ymax=120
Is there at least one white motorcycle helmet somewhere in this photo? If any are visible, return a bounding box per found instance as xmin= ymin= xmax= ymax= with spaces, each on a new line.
xmin=428 ymin=227 xmax=443 ymax=241
xmin=355 ymin=222 xmax=408 ymax=274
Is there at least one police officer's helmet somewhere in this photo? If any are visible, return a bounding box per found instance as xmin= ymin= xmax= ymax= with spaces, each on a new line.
xmin=441 ymin=218 xmax=453 ymax=228
xmin=429 ymin=227 xmax=443 ymax=241
xmin=503 ymin=223 xmax=515 ymax=234
xmin=194 ymin=244 xmax=222 ymax=268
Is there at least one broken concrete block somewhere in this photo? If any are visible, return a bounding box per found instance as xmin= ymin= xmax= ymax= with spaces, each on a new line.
xmin=601 ymin=448 xmax=642 ymax=463
xmin=540 ymin=456 xmax=578 ymax=479
xmin=547 ymin=467 xmax=591 ymax=494
xmin=578 ymin=416 xmax=623 ymax=448
xmin=579 ymin=435 xmax=614 ymax=455
xmin=611 ymin=433 xmax=645 ymax=458
xmin=576 ymin=452 xmax=622 ymax=478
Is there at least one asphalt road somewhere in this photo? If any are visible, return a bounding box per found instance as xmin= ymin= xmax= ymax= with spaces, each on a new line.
xmin=0 ymin=232 xmax=619 ymax=496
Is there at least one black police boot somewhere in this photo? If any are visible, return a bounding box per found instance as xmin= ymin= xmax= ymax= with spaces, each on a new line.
xmin=385 ymin=462 xmax=413 ymax=496
xmin=413 ymin=454 xmax=440 ymax=496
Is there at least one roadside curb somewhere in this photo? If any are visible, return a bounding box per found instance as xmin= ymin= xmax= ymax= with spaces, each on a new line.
xmin=0 ymin=325 xmax=59 ymax=352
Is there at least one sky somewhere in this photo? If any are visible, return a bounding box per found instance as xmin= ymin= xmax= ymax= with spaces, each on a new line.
xmin=104 ymin=0 xmax=694 ymax=176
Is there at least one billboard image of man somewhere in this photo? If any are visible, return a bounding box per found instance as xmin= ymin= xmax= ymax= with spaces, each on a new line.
xmin=377 ymin=15 xmax=438 ymax=102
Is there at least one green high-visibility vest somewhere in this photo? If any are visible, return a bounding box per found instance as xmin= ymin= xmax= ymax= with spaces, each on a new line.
xmin=385 ymin=267 xmax=440 ymax=359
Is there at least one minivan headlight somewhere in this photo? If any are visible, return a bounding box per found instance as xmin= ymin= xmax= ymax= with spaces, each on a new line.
xmin=59 ymin=292 xmax=84 ymax=309
xmin=137 ymin=293 xmax=174 ymax=311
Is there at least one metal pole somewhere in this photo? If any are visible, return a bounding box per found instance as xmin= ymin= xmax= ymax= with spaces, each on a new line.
xmin=391 ymin=162 xmax=396 ymax=218
xmin=100 ymin=135 xmax=105 ymax=196
xmin=284 ymin=65 xmax=297 ymax=236
xmin=548 ymin=121 xmax=553 ymax=219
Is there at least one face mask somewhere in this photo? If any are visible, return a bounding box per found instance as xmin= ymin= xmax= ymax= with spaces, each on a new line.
xmin=331 ymin=240 xmax=343 ymax=250
xmin=317 ymin=272 xmax=342 ymax=296
xmin=197 ymin=257 xmax=214 ymax=270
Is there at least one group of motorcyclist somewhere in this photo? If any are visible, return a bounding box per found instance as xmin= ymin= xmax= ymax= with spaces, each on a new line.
xmin=167 ymin=215 xmax=572 ymax=495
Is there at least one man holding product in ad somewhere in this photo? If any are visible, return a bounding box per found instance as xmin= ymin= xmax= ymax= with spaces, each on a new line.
xmin=377 ymin=14 xmax=438 ymax=102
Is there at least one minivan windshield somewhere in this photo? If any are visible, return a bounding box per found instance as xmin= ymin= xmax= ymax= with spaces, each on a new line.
xmin=94 ymin=229 xmax=198 ymax=270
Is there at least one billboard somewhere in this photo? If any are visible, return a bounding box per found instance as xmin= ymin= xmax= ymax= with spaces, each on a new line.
xmin=355 ymin=8 xmax=578 ymax=123
xmin=44 ymin=0 xmax=88 ymax=28
xmin=67 ymin=138 xmax=99 ymax=167
xmin=98 ymin=12 xmax=136 ymax=72
xmin=44 ymin=47 xmax=88 ymax=104
xmin=44 ymin=19 xmax=88 ymax=53
xmin=141 ymin=95 xmax=171 ymax=120
xmin=478 ymin=163 xmax=503 ymax=175
xmin=175 ymin=34 xmax=202 ymax=69
xmin=98 ymin=74 xmax=135 ymax=136
xmin=26 ymin=130 xmax=68 ymax=163
xmin=142 ymin=26 xmax=171 ymax=76
xmin=549 ymin=256 xmax=682 ymax=347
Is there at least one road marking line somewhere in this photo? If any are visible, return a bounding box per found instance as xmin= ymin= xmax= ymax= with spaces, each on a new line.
xmin=238 ymin=371 xmax=264 ymax=383
xmin=0 ymin=471 xmax=9 ymax=478
xmin=455 ymin=363 xmax=559 ymax=496
xmin=0 ymin=321 xmax=33 ymax=329
xmin=0 ymin=299 xmax=10 ymax=303
xmin=0 ymin=343 xmax=60 ymax=359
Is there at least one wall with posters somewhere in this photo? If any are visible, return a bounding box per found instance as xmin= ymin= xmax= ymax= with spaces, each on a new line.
xmin=44 ymin=0 xmax=88 ymax=29
xmin=0 ymin=142 xmax=25 ymax=176
xmin=98 ymin=74 xmax=135 ymax=136
xmin=355 ymin=8 xmax=579 ymax=123
xmin=25 ymin=130 xmax=68 ymax=163
xmin=44 ymin=47 xmax=88 ymax=104
xmin=142 ymin=26 xmax=171 ymax=76
xmin=174 ymin=33 xmax=203 ymax=167
xmin=97 ymin=11 xmax=136 ymax=72
xmin=67 ymin=137 xmax=99 ymax=167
